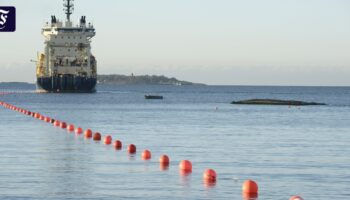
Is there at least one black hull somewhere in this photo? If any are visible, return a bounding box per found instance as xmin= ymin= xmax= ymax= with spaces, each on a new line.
xmin=36 ymin=75 xmax=97 ymax=93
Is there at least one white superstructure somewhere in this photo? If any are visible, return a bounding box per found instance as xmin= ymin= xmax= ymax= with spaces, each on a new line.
xmin=40 ymin=16 xmax=96 ymax=76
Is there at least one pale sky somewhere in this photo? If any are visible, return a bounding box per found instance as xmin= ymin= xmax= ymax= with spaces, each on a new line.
xmin=0 ymin=0 xmax=349 ymax=85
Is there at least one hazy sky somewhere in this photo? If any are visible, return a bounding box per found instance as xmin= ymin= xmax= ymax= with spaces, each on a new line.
xmin=0 ymin=0 xmax=349 ymax=85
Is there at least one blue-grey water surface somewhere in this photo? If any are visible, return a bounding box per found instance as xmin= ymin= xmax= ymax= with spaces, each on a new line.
xmin=0 ymin=84 xmax=349 ymax=200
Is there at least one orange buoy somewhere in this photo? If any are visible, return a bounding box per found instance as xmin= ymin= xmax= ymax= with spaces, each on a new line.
xmin=93 ymin=132 xmax=101 ymax=141
xmin=54 ymin=120 xmax=60 ymax=127
xmin=179 ymin=160 xmax=192 ymax=173
xmin=159 ymin=155 xmax=170 ymax=166
xmin=104 ymin=135 xmax=112 ymax=144
xmin=84 ymin=129 xmax=92 ymax=138
xmin=44 ymin=117 xmax=51 ymax=122
xmin=75 ymin=127 xmax=83 ymax=134
xmin=290 ymin=196 xmax=304 ymax=200
xmin=67 ymin=124 xmax=75 ymax=132
xmin=40 ymin=115 xmax=45 ymax=120
xmin=127 ymin=144 xmax=136 ymax=154
xmin=203 ymin=169 xmax=217 ymax=182
xmin=60 ymin=122 xmax=67 ymax=129
xmin=242 ymin=179 xmax=258 ymax=195
xmin=141 ymin=149 xmax=151 ymax=160
xmin=113 ymin=140 xmax=122 ymax=149
xmin=34 ymin=113 xmax=41 ymax=119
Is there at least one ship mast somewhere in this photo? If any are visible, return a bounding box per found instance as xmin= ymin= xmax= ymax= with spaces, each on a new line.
xmin=63 ymin=0 xmax=74 ymax=22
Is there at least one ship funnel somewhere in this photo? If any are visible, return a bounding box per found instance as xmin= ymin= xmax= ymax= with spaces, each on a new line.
xmin=80 ymin=16 xmax=86 ymax=26
xmin=51 ymin=15 xmax=57 ymax=24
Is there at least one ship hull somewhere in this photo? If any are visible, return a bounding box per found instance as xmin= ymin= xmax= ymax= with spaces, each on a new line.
xmin=36 ymin=75 xmax=97 ymax=93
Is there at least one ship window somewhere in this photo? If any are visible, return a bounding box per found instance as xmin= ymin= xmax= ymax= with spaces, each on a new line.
xmin=80 ymin=36 xmax=82 ymax=39
xmin=55 ymin=36 xmax=57 ymax=39
xmin=68 ymin=36 xmax=70 ymax=39
xmin=61 ymin=36 xmax=64 ymax=39
xmin=68 ymin=49 xmax=70 ymax=52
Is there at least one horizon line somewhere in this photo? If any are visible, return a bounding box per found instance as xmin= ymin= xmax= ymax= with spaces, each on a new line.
xmin=1 ymin=81 xmax=350 ymax=88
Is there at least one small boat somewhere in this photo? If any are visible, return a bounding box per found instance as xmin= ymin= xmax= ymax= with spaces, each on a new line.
xmin=145 ymin=95 xmax=163 ymax=100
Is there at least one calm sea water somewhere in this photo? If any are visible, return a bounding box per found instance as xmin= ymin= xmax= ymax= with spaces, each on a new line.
xmin=0 ymin=84 xmax=349 ymax=200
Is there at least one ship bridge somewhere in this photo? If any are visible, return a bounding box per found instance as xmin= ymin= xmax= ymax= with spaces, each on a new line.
xmin=42 ymin=16 xmax=95 ymax=39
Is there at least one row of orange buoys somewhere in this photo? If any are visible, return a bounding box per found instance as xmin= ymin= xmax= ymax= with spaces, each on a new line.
xmin=0 ymin=99 xmax=304 ymax=200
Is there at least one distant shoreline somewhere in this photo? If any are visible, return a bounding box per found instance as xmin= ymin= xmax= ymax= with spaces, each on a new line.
xmin=97 ymin=74 xmax=205 ymax=86
xmin=0 ymin=74 xmax=205 ymax=86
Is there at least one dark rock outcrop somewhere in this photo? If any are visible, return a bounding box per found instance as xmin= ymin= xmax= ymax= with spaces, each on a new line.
xmin=231 ymin=99 xmax=326 ymax=106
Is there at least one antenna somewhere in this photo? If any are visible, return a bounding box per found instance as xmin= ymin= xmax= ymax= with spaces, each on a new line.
xmin=63 ymin=0 xmax=74 ymax=21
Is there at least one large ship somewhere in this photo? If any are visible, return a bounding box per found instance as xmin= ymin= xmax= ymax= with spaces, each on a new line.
xmin=36 ymin=0 xmax=97 ymax=92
